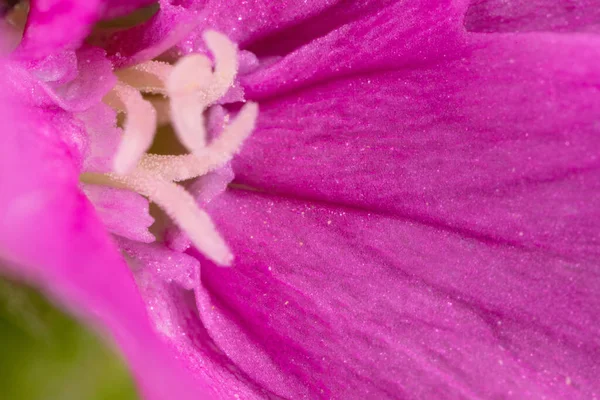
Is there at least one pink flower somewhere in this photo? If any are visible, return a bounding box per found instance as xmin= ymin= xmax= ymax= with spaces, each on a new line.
xmin=1 ymin=1 xmax=599 ymax=399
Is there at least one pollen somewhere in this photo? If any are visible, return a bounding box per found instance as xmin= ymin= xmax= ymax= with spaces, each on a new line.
xmin=84 ymin=31 xmax=258 ymax=266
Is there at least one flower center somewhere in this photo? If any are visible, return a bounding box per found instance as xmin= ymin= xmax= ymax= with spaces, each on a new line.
xmin=82 ymin=31 xmax=258 ymax=266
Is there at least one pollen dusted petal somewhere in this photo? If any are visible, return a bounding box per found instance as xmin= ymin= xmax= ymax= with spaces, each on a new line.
xmin=138 ymin=102 xmax=259 ymax=182
xmin=109 ymin=169 xmax=233 ymax=266
xmin=105 ymin=81 xmax=157 ymax=175
xmin=81 ymin=183 xmax=155 ymax=243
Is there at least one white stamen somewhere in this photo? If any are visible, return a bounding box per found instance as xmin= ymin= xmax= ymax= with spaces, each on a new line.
xmin=203 ymin=30 xmax=238 ymax=91
xmin=104 ymin=81 xmax=157 ymax=175
xmin=167 ymin=54 xmax=213 ymax=151
xmin=138 ymin=102 xmax=258 ymax=182
xmin=104 ymin=169 xmax=233 ymax=266
xmin=167 ymin=30 xmax=239 ymax=154
xmin=89 ymin=31 xmax=257 ymax=266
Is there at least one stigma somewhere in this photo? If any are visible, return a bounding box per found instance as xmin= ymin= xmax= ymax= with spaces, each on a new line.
xmin=83 ymin=31 xmax=258 ymax=266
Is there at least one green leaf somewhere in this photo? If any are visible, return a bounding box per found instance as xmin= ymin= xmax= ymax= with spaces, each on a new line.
xmin=0 ymin=276 xmax=139 ymax=400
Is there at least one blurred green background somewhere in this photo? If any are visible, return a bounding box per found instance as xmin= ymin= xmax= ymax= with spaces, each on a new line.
xmin=0 ymin=277 xmax=138 ymax=400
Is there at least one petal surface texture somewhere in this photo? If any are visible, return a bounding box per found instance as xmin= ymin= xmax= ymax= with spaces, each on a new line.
xmin=464 ymin=0 xmax=600 ymax=33
xmin=235 ymin=33 xmax=600 ymax=263
xmin=191 ymin=182 xmax=600 ymax=398
xmin=181 ymin=10 xmax=599 ymax=400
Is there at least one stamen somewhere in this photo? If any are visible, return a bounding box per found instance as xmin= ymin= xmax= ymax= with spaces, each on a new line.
xmin=104 ymin=81 xmax=157 ymax=175
xmin=166 ymin=30 xmax=239 ymax=154
xmin=138 ymin=102 xmax=258 ymax=182
xmin=166 ymin=54 xmax=213 ymax=151
xmin=87 ymin=30 xmax=259 ymax=267
xmin=203 ymin=30 xmax=238 ymax=90
xmin=104 ymin=169 xmax=233 ymax=266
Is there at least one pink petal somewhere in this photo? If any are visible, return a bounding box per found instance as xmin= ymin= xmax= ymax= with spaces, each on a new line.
xmin=17 ymin=0 xmax=102 ymax=58
xmin=202 ymin=30 xmax=599 ymax=397
xmin=177 ymin=0 xmax=342 ymax=53
xmin=103 ymin=0 xmax=201 ymax=68
xmin=104 ymin=0 xmax=344 ymax=67
xmin=234 ymin=32 xmax=600 ymax=260
xmin=189 ymin=188 xmax=599 ymax=398
xmin=464 ymin=0 xmax=600 ymax=33
xmin=0 ymin=63 xmax=214 ymax=399
xmin=81 ymin=185 xmax=155 ymax=243
xmin=17 ymin=0 xmax=156 ymax=58
xmin=241 ymin=0 xmax=470 ymax=98
xmin=119 ymin=239 xmax=199 ymax=290
xmin=12 ymin=47 xmax=116 ymax=113
xmin=45 ymin=47 xmax=116 ymax=112
xmin=24 ymin=50 xmax=78 ymax=84
xmin=134 ymin=266 xmax=271 ymax=399
xmin=79 ymin=103 xmax=122 ymax=173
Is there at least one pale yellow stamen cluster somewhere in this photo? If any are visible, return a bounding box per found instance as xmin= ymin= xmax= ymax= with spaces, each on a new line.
xmin=86 ymin=31 xmax=258 ymax=266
